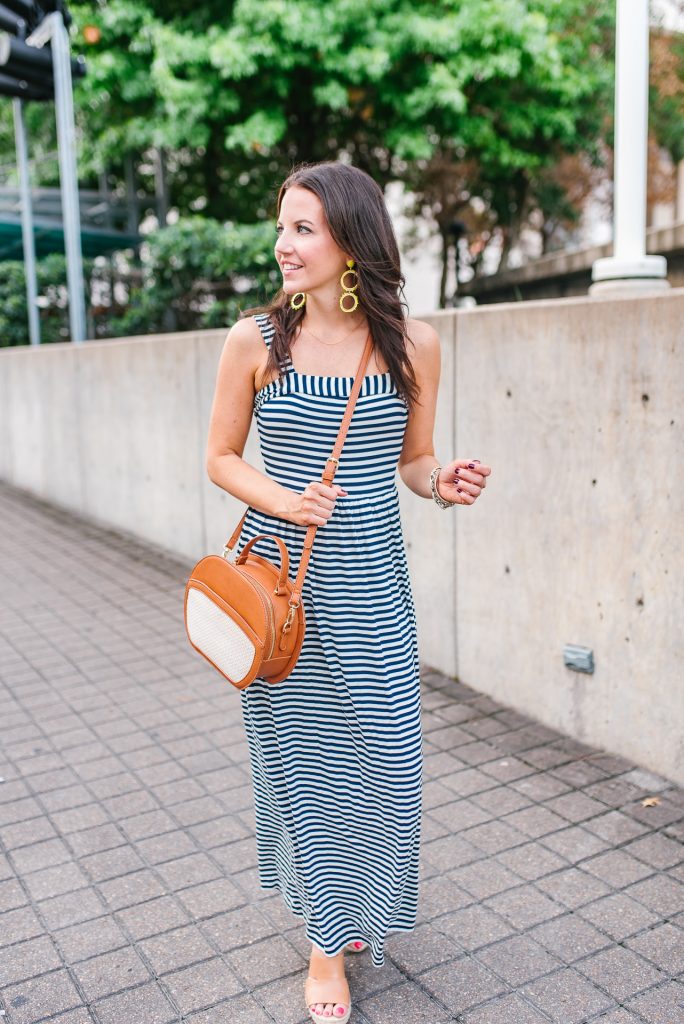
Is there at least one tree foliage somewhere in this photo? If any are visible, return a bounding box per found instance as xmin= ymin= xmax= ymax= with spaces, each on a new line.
xmin=0 ymin=0 xmax=682 ymax=329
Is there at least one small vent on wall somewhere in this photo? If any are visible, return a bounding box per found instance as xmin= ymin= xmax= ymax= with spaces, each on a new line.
xmin=564 ymin=644 xmax=594 ymax=674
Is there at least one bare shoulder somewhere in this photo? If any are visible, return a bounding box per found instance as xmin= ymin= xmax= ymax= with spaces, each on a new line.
xmin=223 ymin=314 xmax=266 ymax=356
xmin=405 ymin=317 xmax=440 ymax=372
xmin=216 ymin=314 xmax=270 ymax=393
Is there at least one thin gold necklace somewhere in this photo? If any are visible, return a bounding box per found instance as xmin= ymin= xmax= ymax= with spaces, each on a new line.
xmin=300 ymin=319 xmax=366 ymax=347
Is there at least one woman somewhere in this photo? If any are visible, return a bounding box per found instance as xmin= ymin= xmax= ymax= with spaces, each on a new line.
xmin=205 ymin=161 xmax=490 ymax=1023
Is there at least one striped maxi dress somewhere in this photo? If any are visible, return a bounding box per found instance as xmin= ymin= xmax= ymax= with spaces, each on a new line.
xmin=235 ymin=313 xmax=423 ymax=968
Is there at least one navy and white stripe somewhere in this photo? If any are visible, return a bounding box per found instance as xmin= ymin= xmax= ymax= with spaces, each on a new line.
xmin=237 ymin=313 xmax=422 ymax=968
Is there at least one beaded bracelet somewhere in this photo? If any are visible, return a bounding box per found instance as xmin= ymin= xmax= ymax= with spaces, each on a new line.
xmin=429 ymin=465 xmax=457 ymax=509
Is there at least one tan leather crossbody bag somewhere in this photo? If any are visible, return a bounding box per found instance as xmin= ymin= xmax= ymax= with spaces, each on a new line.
xmin=184 ymin=332 xmax=374 ymax=690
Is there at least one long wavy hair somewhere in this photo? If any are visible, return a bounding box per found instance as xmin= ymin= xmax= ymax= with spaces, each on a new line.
xmin=243 ymin=161 xmax=420 ymax=411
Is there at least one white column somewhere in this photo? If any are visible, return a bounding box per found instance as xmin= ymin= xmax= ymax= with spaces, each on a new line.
xmin=51 ymin=11 xmax=87 ymax=341
xmin=676 ymin=159 xmax=684 ymax=223
xmin=591 ymin=0 xmax=669 ymax=294
xmin=13 ymin=98 xmax=40 ymax=346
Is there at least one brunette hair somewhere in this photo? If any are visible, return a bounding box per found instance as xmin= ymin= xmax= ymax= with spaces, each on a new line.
xmin=243 ymin=161 xmax=419 ymax=410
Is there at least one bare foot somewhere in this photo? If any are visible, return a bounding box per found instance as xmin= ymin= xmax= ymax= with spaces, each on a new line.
xmin=305 ymin=944 xmax=350 ymax=1019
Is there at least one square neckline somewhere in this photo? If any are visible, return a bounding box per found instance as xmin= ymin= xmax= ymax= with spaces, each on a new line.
xmin=254 ymin=366 xmax=392 ymax=399
xmin=252 ymin=312 xmax=392 ymax=396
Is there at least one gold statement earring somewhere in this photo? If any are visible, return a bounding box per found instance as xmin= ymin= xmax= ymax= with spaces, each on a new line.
xmin=290 ymin=292 xmax=306 ymax=310
xmin=339 ymin=259 xmax=359 ymax=313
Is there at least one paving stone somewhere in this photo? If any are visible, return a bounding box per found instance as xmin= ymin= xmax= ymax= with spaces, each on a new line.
xmin=625 ymin=922 xmax=684 ymax=974
xmin=53 ymin=914 xmax=128 ymax=963
xmin=531 ymin=911 xmax=613 ymax=966
xmin=185 ymin=992 xmax=273 ymax=1024
xmin=79 ymin=844 xmax=146 ymax=882
xmin=577 ymin=892 xmax=661 ymax=942
xmin=577 ymin=945 xmax=665 ymax=1001
xmin=0 ymin=878 xmax=29 ymax=912
xmin=485 ymin=885 xmax=564 ymax=929
xmin=0 ymin=905 xmax=43 ymax=947
xmin=420 ymin=955 xmax=510 ymax=1011
xmin=535 ymin=867 xmax=612 ymax=909
xmin=429 ymin=724 xmax=474 ymax=750
xmin=587 ymin=1010 xmax=643 ymax=1023
xmin=37 ymin=886 xmax=106 ymax=930
xmin=3 ymin=484 xmax=684 ymax=1024
xmin=461 ymin=819 xmax=528 ymax=855
xmin=543 ymin=791 xmax=607 ymax=824
xmin=521 ymin=967 xmax=615 ymax=1023
xmin=440 ymin=769 xmax=499 ymax=798
xmin=623 ymin=831 xmax=684 ymax=870
xmin=427 ymin=798 xmax=492 ymax=832
xmin=2 ymin=815 xmax=58 ymax=850
xmin=624 ymin=873 xmax=684 ymax=917
xmin=423 ymin=778 xmax=465 ymax=809
xmin=496 ymin=842 xmax=567 ymax=881
xmin=625 ymin=979 xmax=684 ymax=1023
xmin=134 ymin=829 xmax=198 ymax=865
xmin=448 ymin=857 xmax=522 ymax=900
xmin=460 ymin=992 xmax=552 ymax=1023
xmin=159 ymin=956 xmax=244 ymax=1014
xmin=385 ymin=922 xmax=462 ymax=974
xmin=71 ymin=945 xmax=152 ymax=1001
xmin=1 ymin=968 xmax=84 ymax=1024
xmin=470 ymin=785 xmax=532 ymax=817
xmin=540 ymin=826 xmax=610 ymax=865
xmin=418 ymin=874 xmax=473 ymax=919
xmin=504 ymin=805 xmax=569 ymax=839
xmin=187 ymin=811 xmax=250 ymax=851
xmin=582 ymin=810 xmax=651 ymax=845
xmin=92 ymin=980 xmax=179 ymax=1024
xmin=480 ymin=757 xmax=537 ymax=783
xmin=509 ymin=774 xmax=573 ymax=806
xmin=421 ymin=834 xmax=481 ymax=871
xmin=7 ymin=837 xmax=73 ymax=875
xmin=115 ymin=893 xmax=191 ymax=939
xmin=358 ymin=978 xmax=454 ymax=1024
xmin=582 ymin=848 xmax=655 ymax=888
xmin=476 ymin=933 xmax=562 ymax=986
xmin=39 ymin=784 xmax=95 ymax=814
xmin=98 ymin=868 xmax=166 ymax=911
xmin=155 ymin=851 xmax=223 ymax=891
xmin=435 ymin=904 xmax=514 ymax=951
xmin=140 ymin=925 xmax=216 ymax=977
xmin=49 ymin=803 xmax=112 ymax=834
xmin=1 ymin=933 xmax=62 ymax=984
xmin=64 ymin=823 xmax=128 ymax=858
xmin=622 ymin=796 xmax=684 ymax=829
xmin=176 ymin=872 xmax=245 ymax=921
xmin=551 ymin=761 xmax=610 ymax=789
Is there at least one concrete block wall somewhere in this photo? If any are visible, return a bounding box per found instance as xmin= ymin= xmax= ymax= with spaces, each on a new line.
xmin=1 ymin=290 xmax=683 ymax=783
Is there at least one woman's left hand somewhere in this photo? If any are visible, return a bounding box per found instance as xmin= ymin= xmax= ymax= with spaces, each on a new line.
xmin=437 ymin=459 xmax=491 ymax=506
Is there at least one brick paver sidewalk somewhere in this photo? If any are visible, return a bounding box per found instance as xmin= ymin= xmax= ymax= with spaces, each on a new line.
xmin=0 ymin=480 xmax=682 ymax=1024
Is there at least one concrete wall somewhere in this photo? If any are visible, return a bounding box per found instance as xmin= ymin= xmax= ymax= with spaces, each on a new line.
xmin=2 ymin=291 xmax=683 ymax=784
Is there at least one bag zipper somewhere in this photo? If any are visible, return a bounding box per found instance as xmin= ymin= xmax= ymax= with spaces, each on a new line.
xmin=242 ymin=574 xmax=276 ymax=661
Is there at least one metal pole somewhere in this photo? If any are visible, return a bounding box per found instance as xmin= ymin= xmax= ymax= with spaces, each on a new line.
xmin=12 ymin=96 xmax=40 ymax=345
xmin=591 ymin=0 xmax=668 ymax=293
xmin=50 ymin=11 xmax=87 ymax=341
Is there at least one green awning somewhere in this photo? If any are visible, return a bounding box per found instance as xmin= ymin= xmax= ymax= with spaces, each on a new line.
xmin=0 ymin=217 xmax=141 ymax=260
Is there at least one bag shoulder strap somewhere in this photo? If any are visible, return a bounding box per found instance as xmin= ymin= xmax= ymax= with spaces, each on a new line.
xmin=224 ymin=331 xmax=375 ymax=588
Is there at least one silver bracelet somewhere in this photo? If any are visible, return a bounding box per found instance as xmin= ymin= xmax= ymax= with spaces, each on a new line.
xmin=429 ymin=465 xmax=456 ymax=508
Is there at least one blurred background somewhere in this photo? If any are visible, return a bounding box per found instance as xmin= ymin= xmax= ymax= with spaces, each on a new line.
xmin=0 ymin=0 xmax=682 ymax=346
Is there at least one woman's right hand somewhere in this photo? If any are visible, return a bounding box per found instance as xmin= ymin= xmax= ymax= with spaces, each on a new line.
xmin=285 ymin=481 xmax=348 ymax=526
